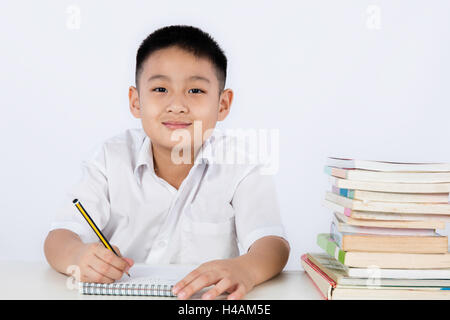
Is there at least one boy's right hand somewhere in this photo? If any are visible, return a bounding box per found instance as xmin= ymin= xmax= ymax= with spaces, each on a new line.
xmin=72 ymin=242 xmax=134 ymax=283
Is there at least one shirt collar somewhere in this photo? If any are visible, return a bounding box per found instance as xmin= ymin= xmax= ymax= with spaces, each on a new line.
xmin=133 ymin=128 xmax=222 ymax=184
xmin=133 ymin=135 xmax=154 ymax=184
xmin=193 ymin=128 xmax=221 ymax=165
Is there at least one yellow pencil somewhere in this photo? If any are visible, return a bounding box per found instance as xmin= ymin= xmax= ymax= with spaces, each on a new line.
xmin=72 ymin=198 xmax=131 ymax=277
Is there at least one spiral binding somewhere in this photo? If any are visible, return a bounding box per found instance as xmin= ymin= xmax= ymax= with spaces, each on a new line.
xmin=80 ymin=282 xmax=176 ymax=297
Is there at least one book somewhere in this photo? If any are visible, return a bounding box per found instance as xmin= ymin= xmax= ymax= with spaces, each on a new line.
xmin=330 ymin=176 xmax=450 ymax=193
xmin=324 ymin=199 xmax=450 ymax=224
xmin=307 ymin=253 xmax=450 ymax=284
xmin=301 ymin=254 xmax=335 ymax=299
xmin=317 ymin=233 xmax=450 ymax=269
xmin=326 ymin=287 xmax=450 ymax=300
xmin=325 ymin=191 xmax=450 ymax=215
xmin=330 ymin=222 xmax=447 ymax=253
xmin=325 ymin=166 xmax=450 ymax=184
xmin=332 ymin=213 xmax=437 ymax=236
xmin=301 ymin=254 xmax=450 ymax=300
xmin=332 ymin=186 xmax=449 ymax=204
xmin=349 ymin=210 xmax=450 ymax=223
xmin=326 ymin=157 xmax=450 ymax=172
xmin=333 ymin=211 xmax=445 ymax=230
xmin=79 ymin=264 xmax=195 ymax=297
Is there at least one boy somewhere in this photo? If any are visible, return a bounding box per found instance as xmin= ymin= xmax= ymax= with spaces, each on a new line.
xmin=44 ymin=25 xmax=289 ymax=300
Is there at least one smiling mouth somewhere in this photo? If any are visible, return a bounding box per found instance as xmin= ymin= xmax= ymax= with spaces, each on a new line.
xmin=162 ymin=121 xmax=192 ymax=130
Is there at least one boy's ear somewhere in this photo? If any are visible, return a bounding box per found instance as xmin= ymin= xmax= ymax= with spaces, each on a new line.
xmin=129 ymin=86 xmax=141 ymax=119
xmin=217 ymin=89 xmax=233 ymax=121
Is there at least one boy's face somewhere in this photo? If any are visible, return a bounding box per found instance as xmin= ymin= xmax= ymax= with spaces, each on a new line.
xmin=129 ymin=46 xmax=233 ymax=159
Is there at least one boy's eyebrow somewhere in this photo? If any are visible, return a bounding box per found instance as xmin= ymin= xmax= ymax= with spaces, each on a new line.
xmin=147 ymin=74 xmax=211 ymax=84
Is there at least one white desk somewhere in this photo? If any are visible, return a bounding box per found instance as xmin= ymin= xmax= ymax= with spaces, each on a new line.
xmin=0 ymin=261 xmax=322 ymax=300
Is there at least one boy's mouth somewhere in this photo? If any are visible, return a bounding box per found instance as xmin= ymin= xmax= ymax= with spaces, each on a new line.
xmin=162 ymin=121 xmax=192 ymax=130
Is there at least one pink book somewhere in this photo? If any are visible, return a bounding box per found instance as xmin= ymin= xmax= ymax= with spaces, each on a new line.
xmin=301 ymin=254 xmax=336 ymax=300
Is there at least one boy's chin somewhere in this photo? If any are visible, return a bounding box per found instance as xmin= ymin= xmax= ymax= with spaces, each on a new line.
xmin=152 ymin=139 xmax=206 ymax=165
xmin=156 ymin=139 xmax=196 ymax=152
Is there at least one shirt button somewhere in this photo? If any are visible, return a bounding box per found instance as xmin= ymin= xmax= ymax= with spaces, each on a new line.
xmin=158 ymin=240 xmax=167 ymax=248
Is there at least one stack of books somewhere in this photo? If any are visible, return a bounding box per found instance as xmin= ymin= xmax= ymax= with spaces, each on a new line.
xmin=302 ymin=157 xmax=450 ymax=299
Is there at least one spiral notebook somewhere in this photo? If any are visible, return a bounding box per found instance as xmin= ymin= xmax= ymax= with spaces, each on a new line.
xmin=79 ymin=264 xmax=196 ymax=297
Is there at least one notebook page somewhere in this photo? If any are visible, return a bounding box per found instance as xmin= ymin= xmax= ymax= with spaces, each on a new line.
xmin=114 ymin=264 xmax=197 ymax=285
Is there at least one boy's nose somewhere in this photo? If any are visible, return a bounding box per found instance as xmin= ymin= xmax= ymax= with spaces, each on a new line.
xmin=166 ymin=103 xmax=188 ymax=114
xmin=166 ymin=95 xmax=189 ymax=114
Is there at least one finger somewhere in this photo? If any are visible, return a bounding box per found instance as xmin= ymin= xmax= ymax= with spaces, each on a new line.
xmin=112 ymin=245 xmax=123 ymax=257
xmin=123 ymin=257 xmax=134 ymax=271
xmin=173 ymin=267 xmax=204 ymax=294
xmin=94 ymin=245 xmax=129 ymax=273
xmin=89 ymin=254 xmax=124 ymax=280
xmin=225 ymin=284 xmax=238 ymax=294
xmin=112 ymin=245 xmax=134 ymax=270
xmin=227 ymin=283 xmax=246 ymax=300
xmin=202 ymin=277 xmax=233 ymax=300
xmin=84 ymin=264 xmax=115 ymax=283
xmin=177 ymin=271 xmax=219 ymax=300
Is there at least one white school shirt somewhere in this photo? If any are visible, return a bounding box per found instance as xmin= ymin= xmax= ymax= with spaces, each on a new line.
xmin=50 ymin=128 xmax=287 ymax=264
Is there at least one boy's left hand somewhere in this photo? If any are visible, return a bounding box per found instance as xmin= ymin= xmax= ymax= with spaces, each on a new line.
xmin=172 ymin=258 xmax=255 ymax=300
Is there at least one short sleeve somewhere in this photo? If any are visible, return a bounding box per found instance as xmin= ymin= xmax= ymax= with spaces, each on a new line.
xmin=232 ymin=166 xmax=288 ymax=252
xmin=49 ymin=145 xmax=111 ymax=243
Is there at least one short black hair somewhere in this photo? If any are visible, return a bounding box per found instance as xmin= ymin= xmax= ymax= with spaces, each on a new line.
xmin=135 ymin=25 xmax=227 ymax=95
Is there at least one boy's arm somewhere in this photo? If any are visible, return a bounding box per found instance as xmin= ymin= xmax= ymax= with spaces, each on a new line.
xmin=238 ymin=235 xmax=290 ymax=287
xmin=172 ymin=235 xmax=290 ymax=300
xmin=44 ymin=229 xmax=133 ymax=282
xmin=45 ymin=144 xmax=133 ymax=282
xmin=44 ymin=229 xmax=87 ymax=275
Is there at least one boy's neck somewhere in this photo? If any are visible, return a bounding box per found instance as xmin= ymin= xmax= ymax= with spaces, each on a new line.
xmin=150 ymin=142 xmax=198 ymax=190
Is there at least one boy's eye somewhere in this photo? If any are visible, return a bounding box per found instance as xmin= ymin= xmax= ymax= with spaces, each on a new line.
xmin=152 ymin=88 xmax=204 ymax=94
xmin=188 ymin=88 xmax=204 ymax=94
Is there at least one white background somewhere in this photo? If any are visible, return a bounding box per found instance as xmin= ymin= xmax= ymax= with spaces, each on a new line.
xmin=1 ymin=0 xmax=449 ymax=271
